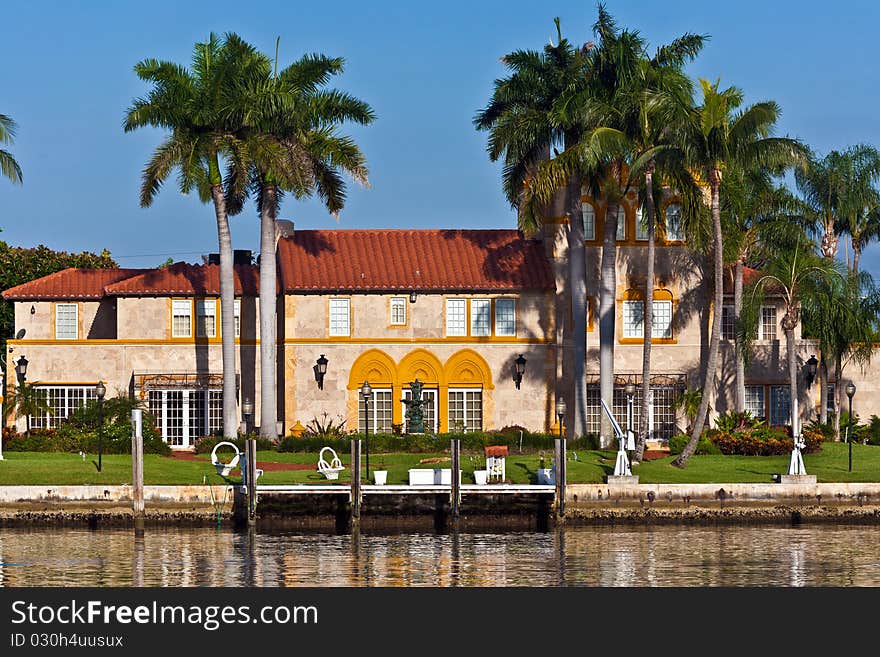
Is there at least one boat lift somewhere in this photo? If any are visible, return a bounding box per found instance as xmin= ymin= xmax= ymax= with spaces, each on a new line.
xmin=600 ymin=398 xmax=635 ymax=476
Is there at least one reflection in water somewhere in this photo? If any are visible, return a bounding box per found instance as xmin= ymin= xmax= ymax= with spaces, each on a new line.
xmin=1 ymin=524 xmax=879 ymax=587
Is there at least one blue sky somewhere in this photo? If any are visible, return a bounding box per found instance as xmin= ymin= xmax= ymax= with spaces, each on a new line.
xmin=2 ymin=0 xmax=880 ymax=277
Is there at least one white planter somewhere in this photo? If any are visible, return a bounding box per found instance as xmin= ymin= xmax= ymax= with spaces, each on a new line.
xmin=537 ymin=468 xmax=555 ymax=485
xmin=373 ymin=470 xmax=388 ymax=486
xmin=434 ymin=468 xmax=463 ymax=485
xmin=408 ymin=468 xmax=435 ymax=485
xmin=473 ymin=470 xmax=488 ymax=485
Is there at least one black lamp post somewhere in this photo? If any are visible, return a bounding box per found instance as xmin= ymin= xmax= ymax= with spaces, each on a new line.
xmin=314 ymin=354 xmax=328 ymax=390
xmin=555 ymin=397 xmax=566 ymax=438
xmin=14 ymin=355 xmax=28 ymax=384
xmin=361 ymin=380 xmax=372 ymax=482
xmin=513 ymin=354 xmax=526 ymax=390
xmin=95 ymin=380 xmax=106 ymax=473
xmin=846 ymin=382 xmax=856 ymax=472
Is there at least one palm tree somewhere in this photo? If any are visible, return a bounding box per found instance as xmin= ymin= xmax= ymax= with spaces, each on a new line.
xmin=848 ymin=206 xmax=880 ymax=274
xmin=671 ymin=79 xmax=806 ymax=468
xmin=3 ymin=382 xmax=51 ymax=437
xmin=226 ymin=38 xmax=374 ymax=440
xmin=0 ymin=114 xmax=23 ymax=184
xmin=743 ymin=235 xmax=841 ymax=440
xmin=833 ymin=145 xmax=880 ymax=273
xmin=474 ymin=18 xmax=591 ymax=438
xmin=802 ymin=269 xmax=880 ymax=441
xmin=124 ymin=33 xmax=265 ymax=439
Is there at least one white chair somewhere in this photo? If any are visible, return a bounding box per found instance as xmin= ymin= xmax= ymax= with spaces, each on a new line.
xmin=211 ymin=441 xmax=241 ymax=477
xmin=317 ymin=446 xmax=345 ymax=480
xmin=486 ymin=455 xmax=506 ymax=482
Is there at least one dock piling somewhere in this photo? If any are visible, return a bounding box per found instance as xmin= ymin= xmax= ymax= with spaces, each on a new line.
xmin=555 ymin=438 xmax=566 ymax=519
xmin=451 ymin=439 xmax=461 ymax=520
xmin=351 ymin=439 xmax=362 ymax=520
xmin=131 ymin=409 xmax=144 ymax=534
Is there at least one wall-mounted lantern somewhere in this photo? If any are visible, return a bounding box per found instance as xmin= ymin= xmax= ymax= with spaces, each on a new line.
xmin=314 ymin=354 xmax=328 ymax=390
xmin=513 ymin=354 xmax=526 ymax=389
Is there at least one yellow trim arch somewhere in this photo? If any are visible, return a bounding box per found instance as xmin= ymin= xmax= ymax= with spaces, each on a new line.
xmin=444 ymin=349 xmax=494 ymax=390
xmin=347 ymin=348 xmax=397 ymax=389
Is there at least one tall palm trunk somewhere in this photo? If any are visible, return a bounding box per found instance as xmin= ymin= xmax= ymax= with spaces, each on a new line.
xmin=674 ymin=171 xmax=723 ymax=467
xmin=783 ymin=316 xmax=799 ymax=435
xmin=259 ymin=181 xmax=278 ymax=440
xmin=819 ymin=221 xmax=838 ymax=427
xmin=635 ymin=166 xmax=655 ymax=462
xmin=567 ymin=175 xmax=588 ymax=440
xmin=853 ymin=242 xmax=861 ymax=274
xmin=734 ymin=258 xmax=745 ymax=412
xmin=820 ymin=218 xmax=839 ymax=259
xmin=819 ymin=357 xmax=829 ymax=424
xmin=833 ymin=357 xmax=843 ymax=442
xmin=599 ymin=202 xmax=619 ymax=448
xmin=210 ymin=177 xmax=238 ymax=439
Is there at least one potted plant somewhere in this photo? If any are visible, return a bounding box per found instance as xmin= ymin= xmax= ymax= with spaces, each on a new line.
xmin=373 ymin=458 xmax=388 ymax=485
xmin=472 ymin=455 xmax=488 ymax=485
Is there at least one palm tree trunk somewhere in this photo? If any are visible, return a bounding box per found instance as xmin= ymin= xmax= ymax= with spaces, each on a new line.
xmin=211 ymin=182 xmax=239 ymax=439
xmin=853 ymin=242 xmax=861 ymax=274
xmin=819 ymin=357 xmax=829 ymax=424
xmin=568 ymin=175 xmax=588 ymax=440
xmin=635 ymin=168 xmax=655 ymax=462
xmin=734 ymin=258 xmax=745 ymax=412
xmin=599 ymin=202 xmax=618 ymax=448
xmin=674 ymin=173 xmax=723 ymax=467
xmin=833 ymin=357 xmax=843 ymax=441
xmin=259 ymin=182 xmax=278 ymax=440
xmin=785 ymin=324 xmax=798 ymax=435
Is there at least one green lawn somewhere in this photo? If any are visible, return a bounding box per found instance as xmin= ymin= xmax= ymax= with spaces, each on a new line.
xmin=0 ymin=442 xmax=878 ymax=485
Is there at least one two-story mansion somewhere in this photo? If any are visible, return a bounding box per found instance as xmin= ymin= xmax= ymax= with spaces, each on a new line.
xmin=3 ymin=200 xmax=873 ymax=448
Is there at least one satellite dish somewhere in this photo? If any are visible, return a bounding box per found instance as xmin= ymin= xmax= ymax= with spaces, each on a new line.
xmin=15 ymin=329 xmax=25 ymax=340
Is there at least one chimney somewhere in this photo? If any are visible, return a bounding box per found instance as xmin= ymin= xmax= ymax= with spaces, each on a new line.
xmin=233 ymin=250 xmax=253 ymax=265
xmin=207 ymin=253 xmax=220 ymax=265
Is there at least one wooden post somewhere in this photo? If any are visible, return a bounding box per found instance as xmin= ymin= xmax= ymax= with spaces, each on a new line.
xmin=131 ymin=409 xmax=144 ymax=533
xmin=451 ymin=439 xmax=461 ymax=519
xmin=555 ymin=438 xmax=566 ymax=518
xmin=246 ymin=438 xmax=257 ymax=523
xmin=351 ymin=439 xmax=362 ymax=520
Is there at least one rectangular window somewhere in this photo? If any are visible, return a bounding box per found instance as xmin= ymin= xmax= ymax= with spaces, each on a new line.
xmin=470 ymin=299 xmax=491 ymax=336
xmin=209 ymin=390 xmax=223 ymax=434
xmin=195 ymin=299 xmax=216 ymax=338
xmin=769 ymin=385 xmax=791 ymax=426
xmin=745 ymin=385 xmax=766 ymax=420
xmin=448 ymin=389 xmax=482 ymax=432
xmin=329 ymin=298 xmax=350 ymax=336
xmin=446 ymin=298 xmax=467 ymax=336
xmin=582 ymin=203 xmax=595 ymax=240
xmin=616 ymin=206 xmax=626 ymax=241
xmin=652 ymin=300 xmax=673 ymax=339
xmin=760 ymin=306 xmax=777 ymax=340
xmin=623 ymin=300 xmax=644 ymax=338
xmin=635 ymin=205 xmax=648 ymax=240
xmin=722 ymin=306 xmax=735 ymax=340
xmin=358 ymin=388 xmax=392 ymax=433
xmin=402 ymin=388 xmax=438 ymax=433
xmin=234 ymin=300 xmax=241 ymax=338
xmin=390 ymin=297 xmax=407 ymax=325
xmin=826 ymin=384 xmax=836 ymax=415
xmin=172 ymin=300 xmax=192 ymax=338
xmin=494 ymin=298 xmax=516 ymax=337
xmin=665 ymin=204 xmax=683 ymax=241
xmin=29 ymin=385 xmax=97 ymax=429
xmin=55 ymin=303 xmax=78 ymax=340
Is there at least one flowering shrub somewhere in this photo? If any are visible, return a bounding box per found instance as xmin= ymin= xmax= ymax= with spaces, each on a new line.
xmin=707 ymin=425 xmax=822 ymax=456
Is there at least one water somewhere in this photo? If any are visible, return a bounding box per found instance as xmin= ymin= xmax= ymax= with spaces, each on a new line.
xmin=1 ymin=524 xmax=879 ymax=587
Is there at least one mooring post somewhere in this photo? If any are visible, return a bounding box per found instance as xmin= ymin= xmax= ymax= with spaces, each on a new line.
xmin=246 ymin=438 xmax=257 ymax=523
xmin=555 ymin=438 xmax=566 ymax=518
xmin=451 ymin=438 xmax=461 ymax=520
xmin=351 ymin=438 xmax=362 ymax=520
xmin=131 ymin=409 xmax=144 ymax=534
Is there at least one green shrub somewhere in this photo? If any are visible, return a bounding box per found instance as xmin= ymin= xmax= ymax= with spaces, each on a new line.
xmin=668 ymin=433 xmax=719 ymax=455
xmin=710 ymin=424 xmax=822 ymax=456
xmin=866 ymin=416 xmax=880 ymax=446
xmin=715 ymin=410 xmax=764 ymax=433
xmin=3 ymin=422 xmax=170 ymax=455
xmin=276 ymin=430 xmax=560 ymax=454
xmin=194 ymin=434 xmax=276 ymax=454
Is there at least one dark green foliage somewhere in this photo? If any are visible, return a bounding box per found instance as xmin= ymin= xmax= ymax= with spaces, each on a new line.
xmin=193 ymin=434 xmax=276 ymax=454
xmin=865 ymin=416 xmax=880 ymax=446
xmin=669 ymin=433 xmax=719 ymax=455
xmin=277 ymin=430 xmax=560 ymax=454
xmin=709 ymin=425 xmax=822 ymax=456
xmin=2 ymin=423 xmax=170 ymax=455
xmin=714 ymin=410 xmax=764 ymax=433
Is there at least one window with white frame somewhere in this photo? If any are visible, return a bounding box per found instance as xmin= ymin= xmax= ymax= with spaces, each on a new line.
xmin=622 ymin=299 xmax=672 ymax=339
xmin=446 ymin=298 xmax=467 ymax=336
xmin=635 ymin=205 xmax=648 ymax=240
xmin=582 ymin=203 xmax=595 ymax=240
xmin=403 ymin=388 xmax=438 ymax=433
xmin=195 ymin=299 xmax=216 ymax=338
xmin=722 ymin=305 xmax=736 ymax=340
xmin=760 ymin=306 xmax=777 ymax=340
xmin=390 ymin=297 xmax=407 ymax=325
xmin=172 ymin=300 xmax=192 ymax=338
xmin=745 ymin=385 xmax=765 ymax=419
xmin=495 ymin=298 xmax=516 ymax=336
xmin=769 ymin=385 xmax=790 ymax=426
xmin=149 ymin=387 xmax=223 ymax=447
xmin=358 ymin=388 xmax=393 ymax=433
xmin=470 ymin=299 xmax=491 ymax=336
xmin=29 ymin=385 xmax=97 ymax=429
xmin=234 ymin=300 xmax=241 ymax=338
xmin=448 ymin=389 xmax=482 ymax=432
xmin=55 ymin=303 xmax=77 ymax=340
xmin=826 ymin=384 xmax=836 ymax=415
xmin=616 ymin=206 xmax=626 ymax=241
xmin=329 ymin=298 xmax=350 ymax=336
xmin=665 ymin=203 xmax=684 ymax=241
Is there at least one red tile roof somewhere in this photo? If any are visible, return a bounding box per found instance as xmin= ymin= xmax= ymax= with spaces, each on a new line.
xmin=104 ymin=262 xmax=260 ymax=296
xmin=276 ymin=229 xmax=554 ymax=292
xmin=723 ymin=266 xmax=765 ymax=294
xmin=1 ymin=268 xmax=147 ymax=300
